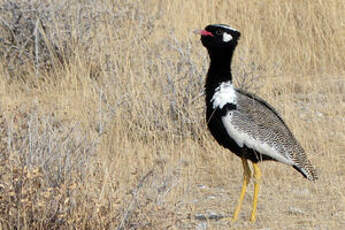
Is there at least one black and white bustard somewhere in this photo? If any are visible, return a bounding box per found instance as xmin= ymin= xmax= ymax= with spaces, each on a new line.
xmin=195 ymin=24 xmax=317 ymax=222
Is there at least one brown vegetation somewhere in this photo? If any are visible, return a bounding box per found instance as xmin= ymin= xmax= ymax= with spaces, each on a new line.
xmin=0 ymin=0 xmax=344 ymax=229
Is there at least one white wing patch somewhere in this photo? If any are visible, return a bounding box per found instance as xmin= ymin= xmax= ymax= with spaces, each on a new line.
xmin=211 ymin=81 xmax=237 ymax=109
xmin=223 ymin=32 xmax=233 ymax=42
xmin=221 ymin=114 xmax=295 ymax=166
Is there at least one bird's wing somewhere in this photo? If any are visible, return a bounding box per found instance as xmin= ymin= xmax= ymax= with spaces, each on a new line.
xmin=235 ymin=88 xmax=287 ymax=126
xmin=221 ymin=89 xmax=302 ymax=165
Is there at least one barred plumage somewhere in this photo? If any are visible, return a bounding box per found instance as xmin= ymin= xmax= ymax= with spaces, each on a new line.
xmin=232 ymin=88 xmax=317 ymax=181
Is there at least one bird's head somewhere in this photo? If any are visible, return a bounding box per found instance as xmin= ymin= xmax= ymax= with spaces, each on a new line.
xmin=194 ymin=24 xmax=241 ymax=49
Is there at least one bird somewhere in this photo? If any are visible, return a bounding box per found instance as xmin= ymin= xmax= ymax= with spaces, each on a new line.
xmin=194 ymin=24 xmax=317 ymax=222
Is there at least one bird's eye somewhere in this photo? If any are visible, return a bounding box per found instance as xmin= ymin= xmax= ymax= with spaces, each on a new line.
xmin=216 ymin=30 xmax=222 ymax=35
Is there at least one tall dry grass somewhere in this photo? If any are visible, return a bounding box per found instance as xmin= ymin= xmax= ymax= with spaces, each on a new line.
xmin=0 ymin=0 xmax=344 ymax=229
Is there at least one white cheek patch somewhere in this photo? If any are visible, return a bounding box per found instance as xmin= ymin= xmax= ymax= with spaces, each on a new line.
xmin=223 ymin=32 xmax=233 ymax=42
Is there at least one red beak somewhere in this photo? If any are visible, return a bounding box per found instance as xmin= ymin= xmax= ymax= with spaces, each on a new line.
xmin=193 ymin=29 xmax=214 ymax=37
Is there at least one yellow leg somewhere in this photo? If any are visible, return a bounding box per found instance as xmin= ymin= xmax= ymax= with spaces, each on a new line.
xmin=232 ymin=158 xmax=251 ymax=222
xmin=250 ymin=162 xmax=262 ymax=222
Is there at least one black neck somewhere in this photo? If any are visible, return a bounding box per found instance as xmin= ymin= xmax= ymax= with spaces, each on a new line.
xmin=205 ymin=46 xmax=236 ymax=91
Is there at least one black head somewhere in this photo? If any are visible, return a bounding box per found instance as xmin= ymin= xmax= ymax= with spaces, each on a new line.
xmin=195 ymin=24 xmax=241 ymax=49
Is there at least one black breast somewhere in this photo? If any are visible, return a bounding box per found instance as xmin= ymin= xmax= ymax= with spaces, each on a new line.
xmin=206 ymin=104 xmax=242 ymax=155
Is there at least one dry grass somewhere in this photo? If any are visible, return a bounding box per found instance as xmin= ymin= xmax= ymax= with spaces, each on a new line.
xmin=0 ymin=0 xmax=344 ymax=229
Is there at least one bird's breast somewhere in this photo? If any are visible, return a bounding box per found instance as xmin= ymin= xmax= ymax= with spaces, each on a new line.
xmin=210 ymin=81 xmax=237 ymax=109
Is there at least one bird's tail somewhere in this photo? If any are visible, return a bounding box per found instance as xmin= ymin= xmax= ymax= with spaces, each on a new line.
xmin=293 ymin=158 xmax=318 ymax=181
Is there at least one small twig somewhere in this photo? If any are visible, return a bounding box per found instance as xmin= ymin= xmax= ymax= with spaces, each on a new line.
xmin=98 ymin=88 xmax=103 ymax=134
xmin=0 ymin=16 xmax=16 ymax=43
xmin=189 ymin=91 xmax=205 ymax=104
xmin=117 ymin=169 xmax=154 ymax=230
xmin=34 ymin=17 xmax=40 ymax=77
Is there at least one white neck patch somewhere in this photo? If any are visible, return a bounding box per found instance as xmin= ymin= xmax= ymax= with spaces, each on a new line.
xmin=211 ymin=81 xmax=237 ymax=109
xmin=223 ymin=32 xmax=233 ymax=42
